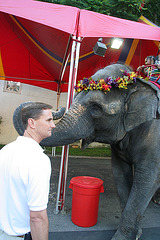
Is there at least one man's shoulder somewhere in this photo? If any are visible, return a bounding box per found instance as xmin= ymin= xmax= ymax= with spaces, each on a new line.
xmin=0 ymin=140 xmax=17 ymax=152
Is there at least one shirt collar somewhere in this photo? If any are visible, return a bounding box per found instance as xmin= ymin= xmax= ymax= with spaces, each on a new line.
xmin=16 ymin=136 xmax=44 ymax=152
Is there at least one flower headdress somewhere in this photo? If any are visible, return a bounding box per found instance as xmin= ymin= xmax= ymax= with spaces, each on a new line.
xmin=75 ymin=71 xmax=137 ymax=94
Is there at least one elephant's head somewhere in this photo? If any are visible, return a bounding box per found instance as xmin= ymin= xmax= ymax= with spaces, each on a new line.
xmin=13 ymin=64 xmax=159 ymax=148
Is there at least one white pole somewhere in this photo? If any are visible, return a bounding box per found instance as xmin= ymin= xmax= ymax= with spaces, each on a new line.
xmin=55 ymin=146 xmax=65 ymax=214
xmin=55 ymin=35 xmax=77 ymax=214
xmin=61 ymin=36 xmax=81 ymax=212
xmin=61 ymin=145 xmax=69 ymax=212
xmin=66 ymin=35 xmax=77 ymax=111
xmin=72 ymin=36 xmax=81 ymax=99
xmin=60 ymin=53 xmax=70 ymax=84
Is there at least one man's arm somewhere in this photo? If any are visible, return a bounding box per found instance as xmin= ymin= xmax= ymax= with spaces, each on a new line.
xmin=136 ymin=65 xmax=147 ymax=76
xmin=30 ymin=209 xmax=49 ymax=240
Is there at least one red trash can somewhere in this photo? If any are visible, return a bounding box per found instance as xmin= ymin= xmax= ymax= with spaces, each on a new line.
xmin=69 ymin=176 xmax=104 ymax=227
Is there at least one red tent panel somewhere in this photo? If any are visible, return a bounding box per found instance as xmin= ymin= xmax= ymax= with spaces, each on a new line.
xmin=0 ymin=0 xmax=79 ymax=92
xmin=76 ymin=13 xmax=160 ymax=80
xmin=0 ymin=13 xmax=60 ymax=91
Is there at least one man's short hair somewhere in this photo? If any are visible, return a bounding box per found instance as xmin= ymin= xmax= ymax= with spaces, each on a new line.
xmin=21 ymin=102 xmax=53 ymax=130
xmin=146 ymin=55 xmax=156 ymax=64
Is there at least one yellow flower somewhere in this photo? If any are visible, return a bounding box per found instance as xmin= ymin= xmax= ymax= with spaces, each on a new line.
xmin=75 ymin=71 xmax=136 ymax=93
xmin=130 ymin=72 xmax=136 ymax=78
xmin=100 ymin=79 xmax=105 ymax=84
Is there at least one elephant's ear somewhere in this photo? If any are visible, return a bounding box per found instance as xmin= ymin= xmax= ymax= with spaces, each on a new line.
xmin=124 ymin=87 xmax=158 ymax=132
xmin=138 ymin=78 xmax=160 ymax=116
xmin=13 ymin=102 xmax=31 ymax=136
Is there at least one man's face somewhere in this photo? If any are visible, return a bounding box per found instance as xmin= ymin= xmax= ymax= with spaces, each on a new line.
xmin=145 ymin=58 xmax=150 ymax=65
xmin=34 ymin=109 xmax=55 ymax=141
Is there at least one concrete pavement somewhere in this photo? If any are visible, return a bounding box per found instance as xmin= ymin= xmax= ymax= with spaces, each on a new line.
xmin=47 ymin=156 xmax=160 ymax=240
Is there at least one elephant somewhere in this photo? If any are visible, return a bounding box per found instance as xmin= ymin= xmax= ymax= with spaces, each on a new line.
xmin=13 ymin=63 xmax=160 ymax=240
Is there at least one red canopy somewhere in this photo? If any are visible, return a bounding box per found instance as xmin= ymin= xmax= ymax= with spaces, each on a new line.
xmin=0 ymin=0 xmax=160 ymax=93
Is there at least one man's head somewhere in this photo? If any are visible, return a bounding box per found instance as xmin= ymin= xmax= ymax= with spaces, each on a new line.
xmin=21 ymin=102 xmax=55 ymax=143
xmin=145 ymin=56 xmax=155 ymax=65
xmin=21 ymin=102 xmax=53 ymax=130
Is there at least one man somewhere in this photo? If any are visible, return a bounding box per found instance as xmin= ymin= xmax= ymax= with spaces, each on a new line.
xmin=137 ymin=55 xmax=160 ymax=82
xmin=0 ymin=102 xmax=55 ymax=240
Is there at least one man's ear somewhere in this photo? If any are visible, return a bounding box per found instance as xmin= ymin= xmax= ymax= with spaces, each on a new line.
xmin=28 ymin=118 xmax=36 ymax=129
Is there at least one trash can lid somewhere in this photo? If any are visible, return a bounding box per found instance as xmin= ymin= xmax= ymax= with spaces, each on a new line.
xmin=70 ymin=176 xmax=103 ymax=189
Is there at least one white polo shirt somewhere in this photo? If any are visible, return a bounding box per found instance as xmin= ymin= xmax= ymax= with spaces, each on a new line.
xmin=0 ymin=136 xmax=51 ymax=236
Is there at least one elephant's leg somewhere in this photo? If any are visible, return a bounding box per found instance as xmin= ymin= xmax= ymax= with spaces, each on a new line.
xmin=111 ymin=147 xmax=133 ymax=209
xmin=111 ymin=148 xmax=142 ymax=239
xmin=111 ymin=165 xmax=159 ymax=240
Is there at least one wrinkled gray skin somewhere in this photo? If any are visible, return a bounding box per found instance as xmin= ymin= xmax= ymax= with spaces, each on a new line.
xmin=14 ymin=64 xmax=160 ymax=240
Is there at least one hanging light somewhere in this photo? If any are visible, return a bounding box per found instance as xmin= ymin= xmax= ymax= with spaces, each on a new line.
xmin=111 ymin=38 xmax=124 ymax=49
xmin=93 ymin=38 xmax=107 ymax=57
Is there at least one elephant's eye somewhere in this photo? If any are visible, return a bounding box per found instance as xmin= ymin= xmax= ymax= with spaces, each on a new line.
xmin=89 ymin=103 xmax=103 ymax=118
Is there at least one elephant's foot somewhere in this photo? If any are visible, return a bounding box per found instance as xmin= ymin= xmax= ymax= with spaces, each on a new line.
xmin=136 ymin=228 xmax=142 ymax=240
xmin=152 ymin=189 xmax=160 ymax=205
xmin=110 ymin=228 xmax=142 ymax=240
xmin=111 ymin=231 xmax=129 ymax=240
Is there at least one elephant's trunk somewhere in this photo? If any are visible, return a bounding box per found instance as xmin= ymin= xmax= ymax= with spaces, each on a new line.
xmin=52 ymin=107 xmax=66 ymax=120
xmin=13 ymin=102 xmax=65 ymax=136
xmin=41 ymin=103 xmax=95 ymax=147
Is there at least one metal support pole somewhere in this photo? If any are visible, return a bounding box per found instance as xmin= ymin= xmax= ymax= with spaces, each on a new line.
xmin=55 ymin=35 xmax=81 ymax=214
xmin=61 ymin=37 xmax=81 ymax=212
